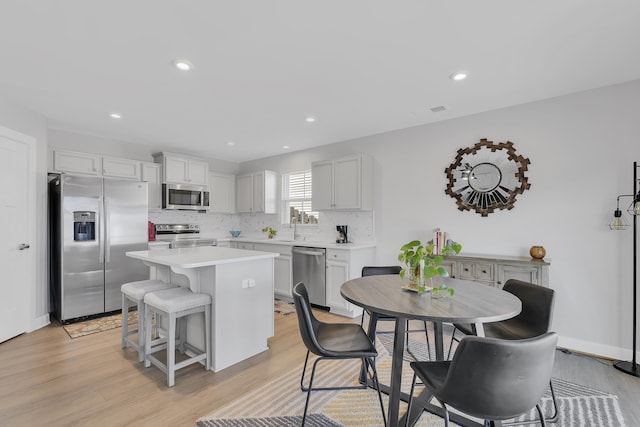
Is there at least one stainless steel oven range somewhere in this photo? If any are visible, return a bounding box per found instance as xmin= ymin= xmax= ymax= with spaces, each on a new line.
xmin=154 ymin=223 xmax=217 ymax=248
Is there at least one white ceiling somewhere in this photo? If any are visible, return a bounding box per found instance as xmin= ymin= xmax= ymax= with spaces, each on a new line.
xmin=1 ymin=1 xmax=639 ymax=163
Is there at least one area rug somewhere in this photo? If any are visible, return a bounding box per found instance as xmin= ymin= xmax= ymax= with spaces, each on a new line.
xmin=196 ymin=339 xmax=627 ymax=427
xmin=63 ymin=311 xmax=139 ymax=339
xmin=274 ymin=299 xmax=296 ymax=316
xmin=65 ymin=301 xmax=295 ymax=338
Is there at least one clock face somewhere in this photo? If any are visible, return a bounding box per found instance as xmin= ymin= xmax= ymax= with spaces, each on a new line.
xmin=444 ymin=139 xmax=530 ymax=216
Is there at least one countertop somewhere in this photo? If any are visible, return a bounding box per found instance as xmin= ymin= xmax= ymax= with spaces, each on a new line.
xmin=210 ymin=235 xmax=376 ymax=251
xmin=126 ymin=246 xmax=278 ymax=269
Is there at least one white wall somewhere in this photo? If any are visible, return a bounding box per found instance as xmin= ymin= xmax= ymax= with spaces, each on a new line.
xmin=0 ymin=98 xmax=49 ymax=331
xmin=29 ymin=79 xmax=640 ymax=359
xmin=244 ymin=79 xmax=640 ymax=359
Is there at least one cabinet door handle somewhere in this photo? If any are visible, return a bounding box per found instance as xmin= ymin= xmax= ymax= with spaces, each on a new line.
xmin=464 ymin=268 xmax=469 ymax=272
xmin=482 ymin=270 xmax=487 ymax=274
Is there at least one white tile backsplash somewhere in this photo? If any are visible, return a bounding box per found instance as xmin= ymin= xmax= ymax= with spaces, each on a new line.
xmin=149 ymin=210 xmax=375 ymax=243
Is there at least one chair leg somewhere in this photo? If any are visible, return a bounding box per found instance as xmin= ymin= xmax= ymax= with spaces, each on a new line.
xmin=144 ymin=305 xmax=153 ymax=368
xmin=300 ymin=350 xmax=311 ymax=391
xmin=167 ymin=312 xmax=176 ymax=387
xmin=405 ymin=372 xmax=418 ymax=427
xmin=121 ymin=293 xmax=128 ymax=348
xmin=446 ymin=326 xmax=459 ymax=360
xmin=136 ymin=301 xmax=145 ymax=362
xmin=536 ymin=403 xmax=547 ymax=427
xmin=437 ymin=399 xmax=450 ymax=427
xmin=366 ymin=357 xmax=387 ymax=427
xmin=547 ymin=380 xmax=559 ymax=423
xmin=302 ymin=356 xmax=321 ymax=427
xmin=423 ymin=321 xmax=431 ymax=361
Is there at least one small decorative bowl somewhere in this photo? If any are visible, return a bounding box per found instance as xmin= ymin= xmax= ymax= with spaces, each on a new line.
xmin=229 ymin=230 xmax=241 ymax=238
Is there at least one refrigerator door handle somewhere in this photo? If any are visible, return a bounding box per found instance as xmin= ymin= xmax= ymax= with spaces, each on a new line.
xmin=105 ymin=197 xmax=111 ymax=263
xmin=98 ymin=196 xmax=105 ymax=263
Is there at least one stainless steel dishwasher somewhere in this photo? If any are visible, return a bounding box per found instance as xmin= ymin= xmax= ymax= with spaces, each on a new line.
xmin=292 ymin=246 xmax=327 ymax=306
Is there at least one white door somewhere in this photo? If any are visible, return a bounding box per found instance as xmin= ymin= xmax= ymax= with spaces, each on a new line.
xmin=0 ymin=128 xmax=34 ymax=343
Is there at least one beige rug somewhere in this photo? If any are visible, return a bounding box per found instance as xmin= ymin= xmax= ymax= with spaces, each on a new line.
xmin=64 ymin=300 xmax=295 ymax=339
xmin=63 ymin=311 xmax=139 ymax=339
xmin=274 ymin=299 xmax=296 ymax=316
xmin=196 ymin=339 xmax=627 ymax=427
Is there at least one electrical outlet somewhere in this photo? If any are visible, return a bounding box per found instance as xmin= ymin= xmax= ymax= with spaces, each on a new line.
xmin=241 ymin=279 xmax=249 ymax=289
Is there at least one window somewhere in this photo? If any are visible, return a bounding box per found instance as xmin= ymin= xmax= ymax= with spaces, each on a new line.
xmin=282 ymin=170 xmax=319 ymax=224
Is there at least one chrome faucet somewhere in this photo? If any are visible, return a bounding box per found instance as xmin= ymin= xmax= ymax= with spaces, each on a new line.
xmin=290 ymin=217 xmax=299 ymax=240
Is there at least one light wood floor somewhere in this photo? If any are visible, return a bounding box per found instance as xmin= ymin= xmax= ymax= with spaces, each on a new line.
xmin=1 ymin=310 xmax=639 ymax=426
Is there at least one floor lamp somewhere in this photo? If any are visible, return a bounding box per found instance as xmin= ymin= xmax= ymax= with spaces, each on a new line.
xmin=609 ymin=161 xmax=640 ymax=377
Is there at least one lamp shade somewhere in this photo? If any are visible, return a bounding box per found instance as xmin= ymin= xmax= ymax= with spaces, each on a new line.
xmin=609 ymin=208 xmax=630 ymax=230
xmin=627 ymin=197 xmax=640 ymax=216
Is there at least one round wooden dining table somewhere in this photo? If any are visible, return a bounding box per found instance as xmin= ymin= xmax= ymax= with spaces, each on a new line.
xmin=341 ymin=275 xmax=522 ymax=427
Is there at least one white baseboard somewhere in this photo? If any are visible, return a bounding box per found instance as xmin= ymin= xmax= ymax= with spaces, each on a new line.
xmin=28 ymin=313 xmax=50 ymax=332
xmin=558 ymin=335 xmax=640 ymax=361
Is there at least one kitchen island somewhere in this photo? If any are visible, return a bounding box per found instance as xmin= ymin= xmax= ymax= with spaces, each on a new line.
xmin=126 ymin=246 xmax=278 ymax=372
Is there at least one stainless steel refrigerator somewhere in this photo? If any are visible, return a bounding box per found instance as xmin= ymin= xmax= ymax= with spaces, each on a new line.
xmin=49 ymin=174 xmax=149 ymax=322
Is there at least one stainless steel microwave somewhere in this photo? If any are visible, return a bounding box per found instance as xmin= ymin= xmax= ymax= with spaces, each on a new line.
xmin=162 ymin=183 xmax=210 ymax=211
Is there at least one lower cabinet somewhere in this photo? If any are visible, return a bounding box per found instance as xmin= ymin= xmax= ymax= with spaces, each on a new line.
xmin=252 ymin=243 xmax=293 ymax=300
xmin=326 ymin=247 xmax=375 ymax=318
xmin=445 ymin=254 xmax=550 ymax=288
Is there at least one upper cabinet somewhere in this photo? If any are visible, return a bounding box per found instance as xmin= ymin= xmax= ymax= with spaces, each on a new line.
xmin=312 ymin=154 xmax=373 ymax=211
xmin=236 ymin=171 xmax=278 ymax=214
xmin=153 ymin=152 xmax=208 ymax=186
xmin=102 ymin=156 xmax=141 ymax=180
xmin=53 ymin=150 xmax=101 ymax=176
xmin=142 ymin=162 xmax=162 ymax=212
xmin=53 ymin=150 xmax=140 ymax=180
xmin=208 ymin=171 xmax=236 ymax=213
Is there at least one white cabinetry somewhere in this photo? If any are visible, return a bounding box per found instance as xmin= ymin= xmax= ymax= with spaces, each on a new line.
xmin=153 ymin=152 xmax=208 ymax=186
xmin=53 ymin=150 xmax=101 ymax=175
xmin=253 ymin=243 xmax=293 ymax=300
xmin=102 ymin=156 xmax=141 ymax=180
xmin=326 ymin=246 xmax=375 ymax=318
xmin=445 ymin=254 xmax=550 ymax=288
xmin=312 ymin=154 xmax=373 ymax=210
xmin=236 ymin=171 xmax=278 ymax=213
xmin=209 ymin=171 xmax=236 ymax=213
xmin=142 ymin=162 xmax=162 ymax=211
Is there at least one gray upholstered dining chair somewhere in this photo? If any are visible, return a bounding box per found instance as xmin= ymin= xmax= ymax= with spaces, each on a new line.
xmin=407 ymin=332 xmax=558 ymax=427
xmin=361 ymin=266 xmax=432 ymax=360
xmin=292 ymin=282 xmax=386 ymax=427
xmin=446 ymin=279 xmax=558 ymax=424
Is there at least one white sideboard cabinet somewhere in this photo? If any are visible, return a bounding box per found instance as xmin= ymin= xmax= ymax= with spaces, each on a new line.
xmin=444 ymin=254 xmax=550 ymax=288
xmin=312 ymin=154 xmax=373 ymax=211
xmin=153 ymin=152 xmax=208 ymax=186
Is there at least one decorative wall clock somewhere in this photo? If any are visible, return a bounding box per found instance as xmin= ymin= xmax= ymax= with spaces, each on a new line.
xmin=444 ymin=138 xmax=531 ymax=217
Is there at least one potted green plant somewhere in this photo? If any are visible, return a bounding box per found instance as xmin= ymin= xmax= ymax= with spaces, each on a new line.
xmin=262 ymin=226 xmax=277 ymax=239
xmin=398 ymin=239 xmax=462 ymax=295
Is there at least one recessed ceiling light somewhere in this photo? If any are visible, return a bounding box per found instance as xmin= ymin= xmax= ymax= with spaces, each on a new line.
xmin=450 ymin=71 xmax=468 ymax=81
xmin=109 ymin=112 xmax=122 ymax=119
xmin=226 ymin=141 xmax=235 ymax=147
xmin=282 ymin=145 xmax=290 ymax=149
xmin=173 ymin=60 xmax=193 ymax=71
xmin=305 ymin=116 xmax=316 ymax=123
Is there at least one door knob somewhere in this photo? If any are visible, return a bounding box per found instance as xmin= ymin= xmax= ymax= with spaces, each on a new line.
xmin=18 ymin=243 xmax=30 ymax=250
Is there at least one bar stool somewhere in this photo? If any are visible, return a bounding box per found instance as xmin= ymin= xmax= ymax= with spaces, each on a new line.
xmin=143 ymin=287 xmax=212 ymax=387
xmin=121 ymin=279 xmax=177 ymax=362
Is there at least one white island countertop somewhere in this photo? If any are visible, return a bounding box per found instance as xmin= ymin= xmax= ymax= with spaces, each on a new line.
xmin=126 ymin=246 xmax=278 ymax=269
